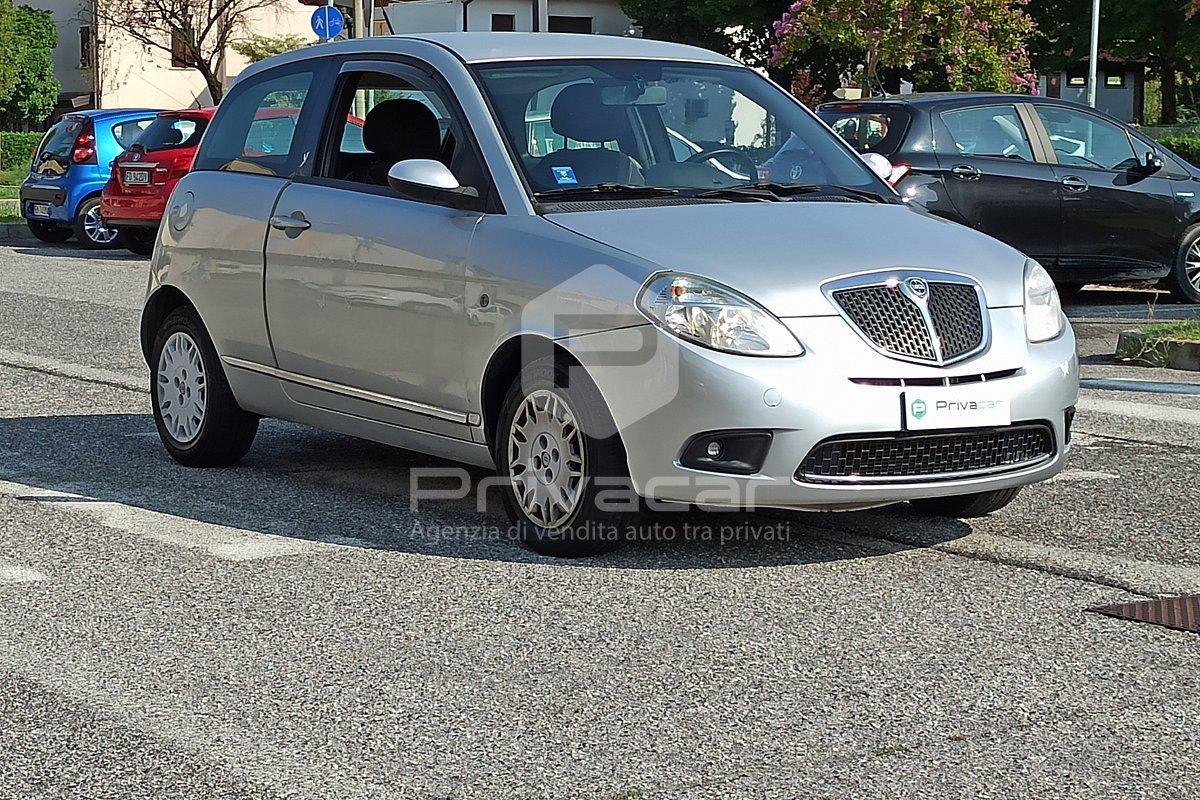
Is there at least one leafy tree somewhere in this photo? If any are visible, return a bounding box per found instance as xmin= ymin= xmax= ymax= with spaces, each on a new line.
xmin=231 ymin=33 xmax=308 ymax=64
xmin=0 ymin=5 xmax=58 ymax=128
xmin=619 ymin=0 xmax=792 ymax=71
xmin=1028 ymin=0 xmax=1200 ymax=123
xmin=94 ymin=0 xmax=288 ymax=103
xmin=772 ymin=0 xmax=1037 ymax=93
xmin=0 ymin=0 xmax=18 ymax=105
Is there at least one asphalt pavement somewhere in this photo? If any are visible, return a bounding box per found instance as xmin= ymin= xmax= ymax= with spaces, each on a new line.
xmin=1 ymin=244 xmax=1199 ymax=799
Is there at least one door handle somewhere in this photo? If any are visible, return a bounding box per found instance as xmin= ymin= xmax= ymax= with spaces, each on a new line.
xmin=950 ymin=164 xmax=982 ymax=181
xmin=1060 ymin=175 xmax=1089 ymax=193
xmin=270 ymin=212 xmax=311 ymax=234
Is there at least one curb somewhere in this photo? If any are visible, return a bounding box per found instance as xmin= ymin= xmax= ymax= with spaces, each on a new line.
xmin=1116 ymin=330 xmax=1200 ymax=371
xmin=0 ymin=221 xmax=32 ymax=243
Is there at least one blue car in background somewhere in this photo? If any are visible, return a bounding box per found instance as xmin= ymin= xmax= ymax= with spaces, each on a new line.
xmin=20 ymin=108 xmax=161 ymax=248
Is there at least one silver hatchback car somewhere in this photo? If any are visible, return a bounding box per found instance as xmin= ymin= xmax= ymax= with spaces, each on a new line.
xmin=142 ymin=33 xmax=1079 ymax=556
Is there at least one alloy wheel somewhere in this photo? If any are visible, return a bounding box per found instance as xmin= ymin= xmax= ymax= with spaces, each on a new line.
xmin=156 ymin=331 xmax=208 ymax=443
xmin=508 ymin=389 xmax=586 ymax=529
xmin=82 ymin=204 xmax=119 ymax=245
xmin=1187 ymin=239 xmax=1200 ymax=291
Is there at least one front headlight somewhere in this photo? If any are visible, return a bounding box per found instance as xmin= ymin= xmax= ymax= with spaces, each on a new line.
xmin=636 ymin=273 xmax=804 ymax=356
xmin=1024 ymin=260 xmax=1064 ymax=343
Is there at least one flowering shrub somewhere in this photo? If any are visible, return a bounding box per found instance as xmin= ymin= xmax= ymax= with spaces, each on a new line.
xmin=772 ymin=0 xmax=1037 ymax=93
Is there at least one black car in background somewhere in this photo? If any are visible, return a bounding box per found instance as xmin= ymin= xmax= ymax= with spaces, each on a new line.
xmin=817 ymin=93 xmax=1200 ymax=302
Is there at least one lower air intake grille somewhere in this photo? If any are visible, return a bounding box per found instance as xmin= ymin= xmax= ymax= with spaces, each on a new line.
xmin=797 ymin=423 xmax=1055 ymax=484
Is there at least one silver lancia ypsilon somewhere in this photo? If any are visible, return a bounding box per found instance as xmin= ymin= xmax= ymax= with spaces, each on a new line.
xmin=142 ymin=33 xmax=1079 ymax=556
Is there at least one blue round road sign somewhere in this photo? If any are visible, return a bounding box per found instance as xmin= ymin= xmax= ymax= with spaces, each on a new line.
xmin=311 ymin=5 xmax=345 ymax=39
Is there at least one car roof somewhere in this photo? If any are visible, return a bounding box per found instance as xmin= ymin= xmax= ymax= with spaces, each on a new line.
xmin=66 ymin=108 xmax=163 ymax=120
xmin=817 ymin=92 xmax=1097 ymax=111
xmin=159 ymin=107 xmax=218 ymax=119
xmin=403 ymin=32 xmax=738 ymax=64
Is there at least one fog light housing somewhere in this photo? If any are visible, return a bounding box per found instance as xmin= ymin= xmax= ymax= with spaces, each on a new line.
xmin=679 ymin=430 xmax=773 ymax=475
xmin=1065 ymin=406 xmax=1076 ymax=444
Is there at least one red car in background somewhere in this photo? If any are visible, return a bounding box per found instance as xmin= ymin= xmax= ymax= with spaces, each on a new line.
xmin=102 ymin=108 xmax=215 ymax=255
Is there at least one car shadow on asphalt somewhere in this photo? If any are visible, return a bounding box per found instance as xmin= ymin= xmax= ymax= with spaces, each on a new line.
xmin=0 ymin=413 xmax=973 ymax=568
xmin=11 ymin=244 xmax=143 ymax=261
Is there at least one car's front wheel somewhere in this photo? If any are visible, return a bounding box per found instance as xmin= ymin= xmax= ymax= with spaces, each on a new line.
xmin=26 ymin=219 xmax=72 ymax=243
xmin=496 ymin=357 xmax=633 ymax=557
xmin=151 ymin=306 xmax=259 ymax=467
xmin=909 ymin=487 xmax=1021 ymax=518
xmin=1165 ymin=224 xmax=1200 ymax=303
xmin=119 ymin=227 xmax=156 ymax=256
xmin=74 ymin=197 xmax=120 ymax=249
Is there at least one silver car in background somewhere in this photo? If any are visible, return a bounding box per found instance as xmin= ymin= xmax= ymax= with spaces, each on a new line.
xmin=141 ymin=33 xmax=1079 ymax=557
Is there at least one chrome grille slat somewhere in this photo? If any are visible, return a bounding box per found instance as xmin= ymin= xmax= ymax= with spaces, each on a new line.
xmin=832 ymin=285 xmax=935 ymax=360
xmin=927 ymin=282 xmax=984 ymax=360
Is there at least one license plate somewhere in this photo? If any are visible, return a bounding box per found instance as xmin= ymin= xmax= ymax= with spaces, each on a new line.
xmin=904 ymin=387 xmax=1011 ymax=431
xmin=123 ymin=169 xmax=151 ymax=185
xmin=28 ymin=202 xmax=50 ymax=217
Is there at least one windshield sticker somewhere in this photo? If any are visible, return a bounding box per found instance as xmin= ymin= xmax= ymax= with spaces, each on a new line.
xmin=551 ymin=166 xmax=578 ymax=186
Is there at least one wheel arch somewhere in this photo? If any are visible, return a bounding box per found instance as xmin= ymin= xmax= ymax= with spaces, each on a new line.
xmin=140 ymin=285 xmax=195 ymax=365
xmin=479 ymin=334 xmax=630 ymax=465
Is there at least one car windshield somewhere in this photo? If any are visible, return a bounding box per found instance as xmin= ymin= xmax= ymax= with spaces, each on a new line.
xmin=136 ymin=116 xmax=208 ymax=152
xmin=472 ymin=59 xmax=885 ymax=199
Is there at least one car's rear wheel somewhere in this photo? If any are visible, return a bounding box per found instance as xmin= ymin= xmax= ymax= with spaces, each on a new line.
xmin=73 ymin=197 xmax=120 ymax=249
xmin=1165 ymin=224 xmax=1200 ymax=303
xmin=496 ymin=356 xmax=633 ymax=557
xmin=151 ymin=306 xmax=259 ymax=467
xmin=119 ymin=227 xmax=156 ymax=256
xmin=909 ymin=487 xmax=1021 ymax=518
xmin=26 ymin=219 xmax=72 ymax=243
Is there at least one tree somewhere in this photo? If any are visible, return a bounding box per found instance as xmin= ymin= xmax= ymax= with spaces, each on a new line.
xmin=231 ymin=33 xmax=307 ymax=64
xmin=0 ymin=0 xmax=18 ymax=105
xmin=0 ymin=5 xmax=59 ymax=128
xmin=619 ymin=0 xmax=793 ymax=71
xmin=772 ymin=0 xmax=1037 ymax=94
xmin=1028 ymin=0 xmax=1200 ymax=123
xmin=93 ymin=0 xmax=289 ymax=104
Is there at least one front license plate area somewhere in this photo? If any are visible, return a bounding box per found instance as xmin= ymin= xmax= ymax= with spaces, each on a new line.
xmin=123 ymin=169 xmax=151 ymax=185
xmin=29 ymin=202 xmax=50 ymax=217
xmin=903 ymin=387 xmax=1011 ymax=431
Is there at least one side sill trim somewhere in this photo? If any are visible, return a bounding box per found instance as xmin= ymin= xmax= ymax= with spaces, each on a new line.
xmin=222 ymin=356 xmax=479 ymax=426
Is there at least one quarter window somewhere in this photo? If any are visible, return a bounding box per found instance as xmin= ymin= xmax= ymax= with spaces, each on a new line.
xmin=1034 ymin=106 xmax=1138 ymax=171
xmin=940 ymin=105 xmax=1034 ymax=161
xmin=193 ymin=69 xmax=316 ymax=176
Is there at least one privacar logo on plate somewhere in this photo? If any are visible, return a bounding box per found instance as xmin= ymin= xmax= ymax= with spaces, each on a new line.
xmin=911 ymin=398 xmax=927 ymax=419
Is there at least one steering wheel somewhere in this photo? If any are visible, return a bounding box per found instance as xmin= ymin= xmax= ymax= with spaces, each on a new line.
xmin=685 ymin=147 xmax=758 ymax=179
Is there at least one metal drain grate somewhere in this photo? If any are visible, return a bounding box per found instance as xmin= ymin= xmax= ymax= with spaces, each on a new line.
xmin=1090 ymin=594 xmax=1200 ymax=633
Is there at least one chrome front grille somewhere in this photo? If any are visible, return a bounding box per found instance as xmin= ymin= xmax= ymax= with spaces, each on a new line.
xmin=826 ymin=273 xmax=987 ymax=365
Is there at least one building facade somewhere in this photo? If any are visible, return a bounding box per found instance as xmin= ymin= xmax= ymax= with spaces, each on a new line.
xmin=1038 ymin=61 xmax=1145 ymax=124
xmin=384 ymin=0 xmax=634 ymax=36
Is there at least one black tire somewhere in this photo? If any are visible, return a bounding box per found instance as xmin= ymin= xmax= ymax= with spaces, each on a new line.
xmin=26 ymin=219 xmax=72 ymax=243
xmin=910 ymin=487 xmax=1022 ymax=518
xmin=1164 ymin=224 xmax=1200 ymax=303
xmin=150 ymin=306 xmax=258 ymax=467
xmin=73 ymin=196 xmax=121 ymax=250
xmin=119 ymin=227 xmax=156 ymax=256
xmin=1055 ymin=282 xmax=1086 ymax=303
xmin=495 ymin=356 xmax=634 ymax=557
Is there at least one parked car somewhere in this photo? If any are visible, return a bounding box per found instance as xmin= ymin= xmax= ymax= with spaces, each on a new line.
xmin=817 ymin=93 xmax=1200 ymax=302
xmin=141 ymin=34 xmax=1079 ymax=557
xmin=102 ymin=108 xmax=216 ymax=256
xmin=20 ymin=109 xmax=161 ymax=248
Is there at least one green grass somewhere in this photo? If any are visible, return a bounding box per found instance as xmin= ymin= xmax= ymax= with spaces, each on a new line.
xmin=0 ymin=165 xmax=26 ymax=186
xmin=1139 ymin=319 xmax=1200 ymax=342
xmin=0 ymin=186 xmax=18 ymax=200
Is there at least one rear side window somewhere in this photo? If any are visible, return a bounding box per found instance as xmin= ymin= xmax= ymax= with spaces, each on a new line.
xmin=940 ymin=105 xmax=1034 ymax=161
xmin=137 ymin=116 xmax=208 ymax=152
xmin=111 ymin=118 xmax=155 ymax=149
xmin=817 ymin=107 xmax=911 ymax=155
xmin=193 ymin=69 xmax=317 ymax=176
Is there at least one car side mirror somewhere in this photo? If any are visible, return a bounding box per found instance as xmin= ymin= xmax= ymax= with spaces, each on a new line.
xmin=1140 ymin=150 xmax=1164 ymax=174
xmin=387 ymin=159 xmax=479 ymax=208
xmin=860 ymin=151 xmax=893 ymax=182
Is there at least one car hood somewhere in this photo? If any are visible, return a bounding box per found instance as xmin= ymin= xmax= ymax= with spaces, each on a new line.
xmin=545 ymin=201 xmax=1027 ymax=317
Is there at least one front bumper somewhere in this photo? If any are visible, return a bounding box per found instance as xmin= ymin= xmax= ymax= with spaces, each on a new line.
xmin=567 ymin=306 xmax=1079 ymax=510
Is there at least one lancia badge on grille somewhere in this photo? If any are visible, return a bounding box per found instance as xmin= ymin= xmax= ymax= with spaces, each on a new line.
xmin=905 ymin=277 xmax=929 ymax=298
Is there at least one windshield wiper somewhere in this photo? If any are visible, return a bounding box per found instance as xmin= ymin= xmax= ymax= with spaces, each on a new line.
xmin=534 ymin=183 xmax=681 ymax=202
xmin=694 ymin=182 xmax=892 ymax=204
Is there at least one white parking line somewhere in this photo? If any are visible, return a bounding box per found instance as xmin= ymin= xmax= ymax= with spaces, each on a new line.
xmin=0 ymin=348 xmax=144 ymax=392
xmin=1077 ymin=396 xmax=1200 ymax=427
xmin=0 ymin=480 xmax=340 ymax=562
xmin=0 ymin=560 xmax=48 ymax=584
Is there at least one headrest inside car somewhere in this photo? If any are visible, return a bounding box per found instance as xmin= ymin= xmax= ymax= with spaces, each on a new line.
xmin=551 ymin=83 xmax=629 ymax=144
